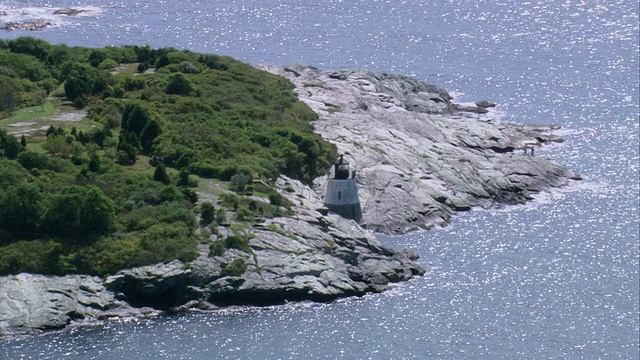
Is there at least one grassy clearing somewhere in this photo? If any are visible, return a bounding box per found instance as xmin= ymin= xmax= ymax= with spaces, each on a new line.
xmin=0 ymin=101 xmax=57 ymax=125
xmin=0 ymin=95 xmax=100 ymax=142
xmin=123 ymin=155 xmax=154 ymax=174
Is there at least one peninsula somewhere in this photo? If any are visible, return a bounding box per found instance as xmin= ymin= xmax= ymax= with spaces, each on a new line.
xmin=0 ymin=39 xmax=580 ymax=335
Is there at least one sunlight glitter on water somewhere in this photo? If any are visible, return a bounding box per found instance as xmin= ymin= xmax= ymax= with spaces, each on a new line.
xmin=1 ymin=0 xmax=638 ymax=358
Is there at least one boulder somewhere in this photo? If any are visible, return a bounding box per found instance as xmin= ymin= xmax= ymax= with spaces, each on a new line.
xmin=4 ymin=20 xmax=56 ymax=31
xmin=52 ymin=9 xmax=87 ymax=16
xmin=105 ymin=260 xmax=202 ymax=309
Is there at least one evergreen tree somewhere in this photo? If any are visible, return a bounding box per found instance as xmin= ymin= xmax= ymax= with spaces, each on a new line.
xmin=88 ymin=154 xmax=100 ymax=172
xmin=140 ymin=118 xmax=161 ymax=154
xmin=177 ymin=168 xmax=190 ymax=187
xmin=116 ymin=133 xmax=137 ymax=164
xmin=200 ymin=202 xmax=215 ymax=226
xmin=0 ymin=130 xmax=21 ymax=160
xmin=121 ymin=102 xmax=150 ymax=135
xmin=153 ymin=163 xmax=170 ymax=184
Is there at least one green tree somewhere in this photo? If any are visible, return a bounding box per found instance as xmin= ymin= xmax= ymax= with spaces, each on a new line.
xmin=166 ymin=73 xmax=193 ymax=95
xmin=88 ymin=49 xmax=108 ymax=68
xmin=7 ymin=37 xmax=51 ymax=61
xmin=177 ymin=168 xmax=190 ymax=187
xmin=63 ymin=63 xmax=109 ymax=103
xmin=43 ymin=135 xmax=81 ymax=158
xmin=121 ymin=101 xmax=151 ymax=135
xmin=200 ymin=202 xmax=215 ymax=226
xmin=0 ymin=77 xmax=18 ymax=113
xmin=153 ymin=163 xmax=170 ymax=184
xmin=116 ymin=133 xmax=137 ymax=164
xmin=17 ymin=150 xmax=49 ymax=170
xmin=88 ymin=153 xmax=100 ymax=172
xmin=229 ymin=173 xmax=251 ymax=194
xmin=0 ymin=182 xmax=43 ymax=240
xmin=0 ymin=130 xmax=22 ymax=160
xmin=140 ymin=118 xmax=162 ymax=154
xmin=42 ymin=185 xmax=115 ymax=241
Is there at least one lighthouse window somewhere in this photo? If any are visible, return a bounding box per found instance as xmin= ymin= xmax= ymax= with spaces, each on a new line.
xmin=338 ymin=191 xmax=342 ymax=200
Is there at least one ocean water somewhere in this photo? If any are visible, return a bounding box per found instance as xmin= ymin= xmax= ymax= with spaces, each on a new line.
xmin=1 ymin=0 xmax=638 ymax=359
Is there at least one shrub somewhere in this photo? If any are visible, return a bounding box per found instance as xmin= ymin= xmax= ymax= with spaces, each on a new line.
xmin=220 ymin=258 xmax=247 ymax=277
xmin=74 ymin=223 xmax=198 ymax=276
xmin=178 ymin=61 xmax=200 ymax=74
xmin=0 ymin=240 xmax=64 ymax=275
xmin=247 ymin=199 xmax=281 ymax=218
xmin=224 ymin=234 xmax=251 ymax=252
xmin=219 ymin=193 xmax=239 ymax=210
xmin=229 ymin=173 xmax=251 ymax=193
xmin=268 ymin=192 xmax=285 ymax=207
xmin=200 ymin=202 xmax=215 ymax=226
xmin=235 ymin=206 xmax=253 ymax=222
xmin=209 ymin=240 xmax=224 ymax=257
xmin=137 ymin=62 xmax=150 ymax=73
xmin=166 ymin=73 xmax=193 ymax=95
xmin=98 ymin=59 xmax=118 ymax=70
xmin=120 ymin=203 xmax=196 ymax=232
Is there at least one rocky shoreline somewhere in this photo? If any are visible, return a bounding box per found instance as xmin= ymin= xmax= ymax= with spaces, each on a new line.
xmin=0 ymin=8 xmax=89 ymax=31
xmin=0 ymin=66 xmax=580 ymax=336
xmin=262 ymin=65 xmax=581 ymax=233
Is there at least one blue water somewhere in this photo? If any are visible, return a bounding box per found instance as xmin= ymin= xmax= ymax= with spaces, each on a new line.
xmin=1 ymin=0 xmax=638 ymax=359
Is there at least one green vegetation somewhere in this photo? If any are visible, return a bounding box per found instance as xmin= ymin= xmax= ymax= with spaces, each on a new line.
xmin=0 ymin=37 xmax=334 ymax=277
xmin=220 ymin=258 xmax=248 ymax=277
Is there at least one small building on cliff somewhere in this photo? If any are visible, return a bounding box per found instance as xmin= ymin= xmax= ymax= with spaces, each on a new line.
xmin=324 ymin=155 xmax=362 ymax=222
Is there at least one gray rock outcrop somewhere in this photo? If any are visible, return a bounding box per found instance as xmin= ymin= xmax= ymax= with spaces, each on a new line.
xmin=262 ymin=65 xmax=581 ymax=233
xmin=0 ymin=274 xmax=156 ymax=335
xmin=1 ymin=8 xmax=87 ymax=31
xmin=2 ymin=20 xmax=56 ymax=31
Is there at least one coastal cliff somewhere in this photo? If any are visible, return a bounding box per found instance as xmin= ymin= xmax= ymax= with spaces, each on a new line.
xmin=0 ymin=66 xmax=579 ymax=336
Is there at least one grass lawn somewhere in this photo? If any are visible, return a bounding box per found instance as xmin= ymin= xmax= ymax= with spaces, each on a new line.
xmin=0 ymin=101 xmax=57 ymax=126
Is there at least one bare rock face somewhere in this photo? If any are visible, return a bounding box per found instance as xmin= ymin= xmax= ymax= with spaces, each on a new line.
xmin=262 ymin=65 xmax=581 ymax=234
xmin=198 ymin=177 xmax=424 ymax=306
xmin=0 ymin=274 xmax=151 ymax=335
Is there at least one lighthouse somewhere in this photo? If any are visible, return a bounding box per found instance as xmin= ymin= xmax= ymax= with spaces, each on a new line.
xmin=324 ymin=155 xmax=362 ymax=222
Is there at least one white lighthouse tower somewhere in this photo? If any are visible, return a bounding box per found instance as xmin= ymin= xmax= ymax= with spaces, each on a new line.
xmin=324 ymin=155 xmax=362 ymax=222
